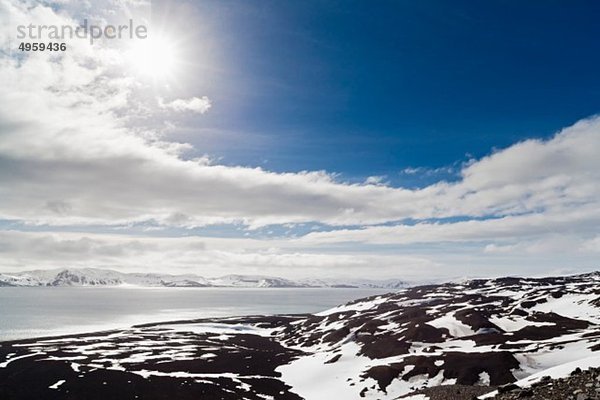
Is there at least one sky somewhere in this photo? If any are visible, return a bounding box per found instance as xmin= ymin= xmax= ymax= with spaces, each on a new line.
xmin=0 ymin=0 xmax=598 ymax=281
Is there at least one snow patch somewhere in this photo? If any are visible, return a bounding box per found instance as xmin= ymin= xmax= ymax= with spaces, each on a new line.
xmin=49 ymin=380 xmax=65 ymax=389
xmin=479 ymin=356 xmax=600 ymax=399
xmin=428 ymin=314 xmax=475 ymax=338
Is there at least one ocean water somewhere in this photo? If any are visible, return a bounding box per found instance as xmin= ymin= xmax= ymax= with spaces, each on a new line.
xmin=0 ymin=287 xmax=390 ymax=341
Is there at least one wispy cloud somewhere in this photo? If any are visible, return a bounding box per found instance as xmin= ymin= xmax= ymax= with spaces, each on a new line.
xmin=400 ymin=166 xmax=457 ymax=177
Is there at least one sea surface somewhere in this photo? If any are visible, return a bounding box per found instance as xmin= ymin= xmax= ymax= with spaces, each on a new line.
xmin=0 ymin=287 xmax=390 ymax=341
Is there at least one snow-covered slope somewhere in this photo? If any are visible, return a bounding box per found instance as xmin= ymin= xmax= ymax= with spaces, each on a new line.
xmin=0 ymin=268 xmax=409 ymax=288
xmin=2 ymin=272 xmax=600 ymax=400
xmin=479 ymin=355 xmax=600 ymax=398
xmin=273 ymin=272 xmax=600 ymax=399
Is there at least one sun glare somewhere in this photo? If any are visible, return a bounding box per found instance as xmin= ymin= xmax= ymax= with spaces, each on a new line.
xmin=128 ymin=35 xmax=179 ymax=80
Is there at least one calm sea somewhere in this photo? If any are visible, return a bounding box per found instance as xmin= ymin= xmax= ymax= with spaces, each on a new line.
xmin=0 ymin=287 xmax=390 ymax=341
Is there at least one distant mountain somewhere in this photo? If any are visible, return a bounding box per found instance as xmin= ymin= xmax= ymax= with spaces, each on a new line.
xmin=299 ymin=277 xmax=408 ymax=289
xmin=0 ymin=268 xmax=409 ymax=289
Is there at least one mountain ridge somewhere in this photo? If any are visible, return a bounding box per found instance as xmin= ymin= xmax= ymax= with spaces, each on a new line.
xmin=0 ymin=267 xmax=409 ymax=289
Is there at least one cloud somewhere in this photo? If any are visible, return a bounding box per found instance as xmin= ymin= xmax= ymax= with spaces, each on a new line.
xmin=0 ymin=0 xmax=598 ymax=278
xmin=1 ymin=106 xmax=596 ymax=228
xmin=580 ymin=236 xmax=600 ymax=253
xmin=401 ymin=167 xmax=421 ymax=175
xmin=0 ymin=229 xmax=594 ymax=281
xmin=0 ymin=230 xmax=440 ymax=280
xmin=364 ymin=175 xmax=387 ymax=185
xmin=158 ymin=96 xmax=211 ymax=113
xmin=400 ymin=166 xmax=455 ymax=176
xmin=2 ymin=1 xmax=598 ymax=230
xmin=299 ymin=204 xmax=600 ymax=245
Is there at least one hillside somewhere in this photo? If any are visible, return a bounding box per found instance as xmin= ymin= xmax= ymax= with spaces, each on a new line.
xmin=1 ymin=272 xmax=600 ymax=399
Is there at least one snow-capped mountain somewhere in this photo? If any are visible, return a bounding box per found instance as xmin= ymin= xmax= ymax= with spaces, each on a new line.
xmin=299 ymin=277 xmax=408 ymax=289
xmin=2 ymin=272 xmax=600 ymax=400
xmin=0 ymin=268 xmax=210 ymax=287
xmin=0 ymin=268 xmax=409 ymax=289
xmin=207 ymin=274 xmax=305 ymax=288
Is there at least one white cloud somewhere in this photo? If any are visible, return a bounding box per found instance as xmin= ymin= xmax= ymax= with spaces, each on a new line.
xmin=0 ymin=229 xmax=594 ymax=281
xmin=483 ymin=243 xmax=518 ymax=254
xmin=400 ymin=166 xmax=455 ymax=176
xmin=0 ymin=0 xmax=598 ymax=278
xmin=0 ymin=230 xmax=440 ymax=280
xmin=580 ymin=236 xmax=600 ymax=253
xmin=299 ymin=204 xmax=600 ymax=245
xmin=158 ymin=96 xmax=211 ymax=113
xmin=1 ymin=115 xmax=596 ymax=228
xmin=364 ymin=175 xmax=387 ymax=185
xmin=401 ymin=167 xmax=421 ymax=175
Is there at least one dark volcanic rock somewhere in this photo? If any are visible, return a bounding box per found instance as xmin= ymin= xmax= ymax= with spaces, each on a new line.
xmin=0 ymin=318 xmax=305 ymax=400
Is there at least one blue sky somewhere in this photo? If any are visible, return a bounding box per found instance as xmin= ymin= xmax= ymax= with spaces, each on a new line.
xmin=177 ymin=0 xmax=600 ymax=182
xmin=0 ymin=0 xmax=598 ymax=280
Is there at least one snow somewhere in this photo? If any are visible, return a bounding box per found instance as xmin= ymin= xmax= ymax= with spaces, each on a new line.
xmin=277 ymin=341 xmax=378 ymax=399
xmin=316 ymin=296 xmax=387 ymax=316
xmin=512 ymin=336 xmax=597 ymax=380
xmin=532 ymin=294 xmax=600 ymax=324
xmin=478 ymin=372 xmax=490 ymax=385
xmin=488 ymin=316 xmax=553 ymax=332
xmin=483 ymin=289 xmax=527 ymax=299
xmin=48 ymin=380 xmax=65 ymax=389
xmin=479 ymin=355 xmax=600 ymax=399
xmin=0 ymin=351 xmax=43 ymax=368
xmin=131 ymin=369 xmax=268 ymax=381
xmin=159 ymin=322 xmax=275 ymax=337
xmin=278 ymin=341 xmax=445 ymax=399
xmin=427 ymin=314 xmax=475 ymax=338
xmin=383 ymin=371 xmax=433 ymax=398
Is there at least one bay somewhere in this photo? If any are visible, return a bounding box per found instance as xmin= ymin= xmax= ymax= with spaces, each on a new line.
xmin=0 ymin=287 xmax=389 ymax=341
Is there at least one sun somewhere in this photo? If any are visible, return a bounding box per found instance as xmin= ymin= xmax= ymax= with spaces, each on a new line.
xmin=127 ymin=34 xmax=179 ymax=81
